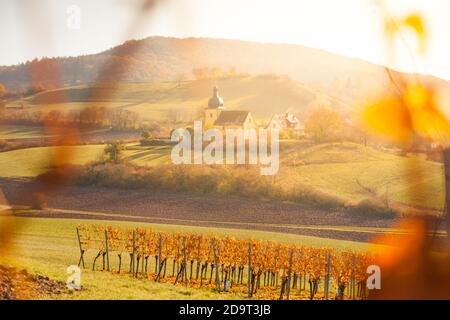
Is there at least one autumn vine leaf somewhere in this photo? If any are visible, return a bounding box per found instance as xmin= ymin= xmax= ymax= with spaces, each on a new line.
xmin=362 ymin=83 xmax=450 ymax=145
xmin=403 ymin=14 xmax=427 ymax=54
xmin=362 ymin=96 xmax=412 ymax=143
xmin=366 ymin=11 xmax=443 ymax=143
xmin=384 ymin=13 xmax=427 ymax=54
xmin=405 ymin=84 xmax=450 ymax=142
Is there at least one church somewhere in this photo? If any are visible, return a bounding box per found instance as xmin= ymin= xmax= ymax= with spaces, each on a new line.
xmin=203 ymin=86 xmax=255 ymax=131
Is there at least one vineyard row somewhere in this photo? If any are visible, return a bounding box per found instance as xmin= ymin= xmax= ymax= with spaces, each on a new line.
xmin=76 ymin=225 xmax=375 ymax=300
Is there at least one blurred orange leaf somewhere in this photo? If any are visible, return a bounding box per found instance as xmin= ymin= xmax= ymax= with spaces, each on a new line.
xmin=362 ymin=96 xmax=412 ymax=142
xmin=405 ymin=84 xmax=450 ymax=142
xmin=403 ymin=14 xmax=426 ymax=53
xmin=362 ymin=84 xmax=450 ymax=144
xmin=384 ymin=13 xmax=427 ymax=54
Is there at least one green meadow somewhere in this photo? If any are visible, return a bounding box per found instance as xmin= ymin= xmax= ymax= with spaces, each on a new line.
xmin=0 ymin=125 xmax=51 ymax=140
xmin=0 ymin=144 xmax=172 ymax=177
xmin=280 ymin=142 xmax=444 ymax=211
xmin=0 ymin=141 xmax=444 ymax=212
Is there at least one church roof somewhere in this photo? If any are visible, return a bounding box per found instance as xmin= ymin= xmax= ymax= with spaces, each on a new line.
xmin=214 ymin=110 xmax=250 ymax=126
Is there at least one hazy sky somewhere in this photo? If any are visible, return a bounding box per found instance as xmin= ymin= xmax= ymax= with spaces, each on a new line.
xmin=1 ymin=0 xmax=450 ymax=80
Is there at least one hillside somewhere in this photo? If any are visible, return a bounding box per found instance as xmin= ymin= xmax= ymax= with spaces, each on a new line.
xmin=2 ymin=36 xmax=449 ymax=108
xmin=279 ymin=142 xmax=444 ymax=212
xmin=11 ymin=75 xmax=345 ymax=120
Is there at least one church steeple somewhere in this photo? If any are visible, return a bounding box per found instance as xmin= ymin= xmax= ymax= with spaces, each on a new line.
xmin=208 ymin=85 xmax=224 ymax=109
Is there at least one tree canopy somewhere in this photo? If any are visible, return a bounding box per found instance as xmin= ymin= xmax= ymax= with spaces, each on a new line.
xmin=304 ymin=107 xmax=344 ymax=143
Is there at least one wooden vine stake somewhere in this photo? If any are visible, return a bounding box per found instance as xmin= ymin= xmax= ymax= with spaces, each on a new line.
xmin=183 ymin=237 xmax=188 ymax=286
xmin=158 ymin=233 xmax=162 ymax=275
xmin=211 ymin=239 xmax=221 ymax=292
xmin=286 ymin=250 xmax=293 ymax=300
xmin=132 ymin=230 xmax=136 ymax=277
xmin=76 ymin=227 xmax=85 ymax=269
xmin=104 ymin=229 xmax=110 ymax=272
xmin=352 ymin=255 xmax=356 ymax=299
xmin=324 ymin=253 xmax=331 ymax=300
xmin=247 ymin=241 xmax=251 ymax=298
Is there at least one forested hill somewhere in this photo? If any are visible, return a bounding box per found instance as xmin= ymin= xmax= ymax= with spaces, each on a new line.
xmin=1 ymin=36 xmax=449 ymax=104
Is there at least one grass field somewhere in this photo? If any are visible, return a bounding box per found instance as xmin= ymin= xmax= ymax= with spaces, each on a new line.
xmin=280 ymin=143 xmax=444 ymax=211
xmin=0 ymin=144 xmax=172 ymax=177
xmin=0 ymin=141 xmax=444 ymax=211
xmin=0 ymin=125 xmax=51 ymax=140
xmin=124 ymin=145 xmax=172 ymax=166
xmin=0 ymin=216 xmax=380 ymax=299
xmin=0 ymin=145 xmax=106 ymax=177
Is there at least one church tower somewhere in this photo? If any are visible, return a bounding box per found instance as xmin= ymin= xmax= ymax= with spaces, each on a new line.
xmin=204 ymin=86 xmax=224 ymax=127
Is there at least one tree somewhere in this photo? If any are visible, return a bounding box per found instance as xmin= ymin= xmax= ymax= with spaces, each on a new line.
xmin=304 ymin=107 xmax=344 ymax=143
xmin=104 ymin=142 xmax=125 ymax=163
xmin=192 ymin=68 xmax=207 ymax=80
xmin=141 ymin=130 xmax=153 ymax=140
xmin=192 ymin=67 xmax=224 ymax=80
xmin=210 ymin=67 xmax=224 ymax=79
xmin=44 ymin=110 xmax=63 ymax=124
xmin=279 ymin=129 xmax=297 ymax=140
xmin=228 ymin=66 xmax=237 ymax=77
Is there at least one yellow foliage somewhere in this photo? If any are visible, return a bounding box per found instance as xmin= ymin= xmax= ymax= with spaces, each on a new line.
xmin=403 ymin=14 xmax=426 ymax=53
xmin=384 ymin=13 xmax=427 ymax=54
xmin=304 ymin=107 xmax=344 ymax=143
xmin=362 ymin=83 xmax=450 ymax=144
xmin=362 ymin=96 xmax=412 ymax=142
xmin=78 ymin=224 xmax=375 ymax=299
xmin=404 ymin=84 xmax=450 ymax=141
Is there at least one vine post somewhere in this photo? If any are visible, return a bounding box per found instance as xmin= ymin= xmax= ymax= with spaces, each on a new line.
xmin=247 ymin=241 xmax=252 ymax=298
xmin=286 ymin=249 xmax=293 ymax=300
xmin=352 ymin=255 xmax=356 ymax=299
xmin=211 ymin=239 xmax=221 ymax=292
xmin=76 ymin=227 xmax=85 ymax=269
xmin=104 ymin=229 xmax=110 ymax=272
xmin=324 ymin=252 xmax=331 ymax=300
xmin=183 ymin=237 xmax=188 ymax=286
xmin=132 ymin=230 xmax=136 ymax=277
xmin=158 ymin=233 xmax=162 ymax=275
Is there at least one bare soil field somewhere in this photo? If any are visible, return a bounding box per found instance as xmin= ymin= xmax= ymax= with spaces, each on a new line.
xmin=0 ymin=265 xmax=67 ymax=300
xmin=0 ymin=177 xmax=404 ymax=243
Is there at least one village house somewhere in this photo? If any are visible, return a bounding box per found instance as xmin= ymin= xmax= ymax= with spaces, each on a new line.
xmin=267 ymin=112 xmax=304 ymax=134
xmin=204 ymin=86 xmax=255 ymax=132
